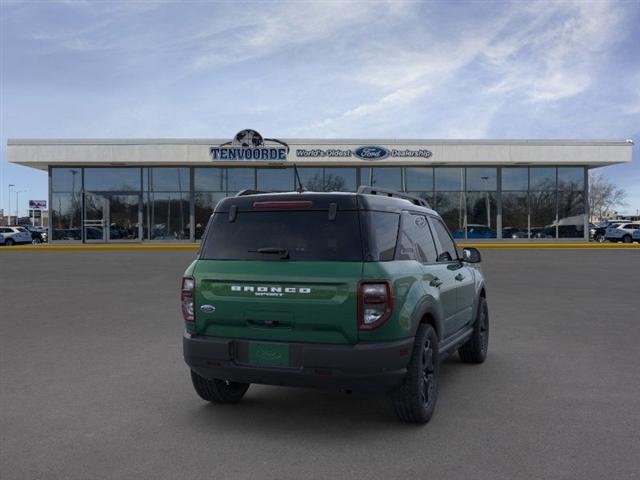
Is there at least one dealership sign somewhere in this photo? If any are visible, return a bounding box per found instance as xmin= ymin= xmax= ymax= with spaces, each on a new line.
xmin=211 ymin=129 xmax=289 ymax=161
xmin=296 ymin=146 xmax=432 ymax=160
xmin=211 ymin=130 xmax=433 ymax=162
xmin=29 ymin=200 xmax=47 ymax=209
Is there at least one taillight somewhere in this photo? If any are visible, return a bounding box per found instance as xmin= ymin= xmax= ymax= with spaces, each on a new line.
xmin=181 ymin=276 xmax=195 ymax=322
xmin=358 ymin=281 xmax=393 ymax=330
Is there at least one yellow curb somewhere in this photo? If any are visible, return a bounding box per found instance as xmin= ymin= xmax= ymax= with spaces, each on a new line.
xmin=458 ymin=243 xmax=640 ymax=249
xmin=1 ymin=244 xmax=200 ymax=251
xmin=2 ymin=243 xmax=639 ymax=252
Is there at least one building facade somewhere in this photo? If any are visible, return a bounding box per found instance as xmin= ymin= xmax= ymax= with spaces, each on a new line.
xmin=7 ymin=132 xmax=633 ymax=242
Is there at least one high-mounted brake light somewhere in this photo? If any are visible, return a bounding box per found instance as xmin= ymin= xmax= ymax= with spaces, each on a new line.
xmin=181 ymin=276 xmax=195 ymax=322
xmin=358 ymin=281 xmax=393 ymax=330
xmin=252 ymin=201 xmax=313 ymax=209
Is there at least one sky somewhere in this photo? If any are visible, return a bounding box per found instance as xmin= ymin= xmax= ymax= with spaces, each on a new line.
xmin=1 ymin=0 xmax=639 ymax=217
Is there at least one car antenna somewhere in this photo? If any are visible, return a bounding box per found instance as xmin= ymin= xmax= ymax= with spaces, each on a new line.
xmin=293 ymin=163 xmax=305 ymax=193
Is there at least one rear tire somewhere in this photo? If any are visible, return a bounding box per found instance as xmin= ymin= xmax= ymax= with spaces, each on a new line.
xmin=390 ymin=324 xmax=439 ymax=424
xmin=190 ymin=370 xmax=250 ymax=404
xmin=5 ymin=238 xmax=14 ymax=246
xmin=32 ymin=238 xmax=42 ymax=245
xmin=458 ymin=297 xmax=489 ymax=363
xmin=595 ymin=233 xmax=605 ymax=243
xmin=622 ymin=235 xmax=632 ymax=243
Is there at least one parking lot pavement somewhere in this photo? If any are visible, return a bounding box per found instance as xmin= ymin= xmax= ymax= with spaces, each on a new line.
xmin=1 ymin=250 xmax=639 ymax=480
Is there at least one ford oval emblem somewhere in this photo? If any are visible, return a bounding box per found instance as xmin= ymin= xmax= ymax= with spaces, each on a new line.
xmin=354 ymin=146 xmax=389 ymax=160
xmin=200 ymin=304 xmax=216 ymax=314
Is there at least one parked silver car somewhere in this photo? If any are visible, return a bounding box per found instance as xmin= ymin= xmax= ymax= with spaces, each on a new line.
xmin=605 ymin=223 xmax=640 ymax=243
xmin=0 ymin=226 xmax=32 ymax=246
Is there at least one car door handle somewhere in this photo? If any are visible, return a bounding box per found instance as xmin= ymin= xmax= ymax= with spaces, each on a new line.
xmin=429 ymin=277 xmax=443 ymax=287
xmin=455 ymin=273 xmax=465 ymax=281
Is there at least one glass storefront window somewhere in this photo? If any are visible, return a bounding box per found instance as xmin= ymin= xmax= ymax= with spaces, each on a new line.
xmin=195 ymin=168 xmax=225 ymax=192
xmin=51 ymin=192 xmax=82 ymax=240
xmin=558 ymin=167 xmax=584 ymax=191
xmin=466 ymin=168 xmax=497 ymax=191
xmin=363 ymin=167 xmax=402 ymax=190
xmin=257 ymin=168 xmax=293 ymax=191
xmin=435 ymin=168 xmax=464 ymax=191
xmin=557 ymin=191 xmax=585 ymax=238
xmin=145 ymin=192 xmax=190 ymax=240
xmin=466 ymin=192 xmax=497 ymax=238
xmin=195 ymin=192 xmax=226 ymax=239
xmin=85 ymin=168 xmax=141 ymax=192
xmin=227 ymin=168 xmax=255 ymax=193
xmin=51 ymin=168 xmax=82 ymax=193
xmin=435 ymin=192 xmax=465 ymax=238
xmin=405 ymin=167 xmax=433 ymax=192
xmin=297 ymin=168 xmax=324 ymax=191
xmin=144 ymin=168 xmax=189 ymax=192
xmin=324 ymin=168 xmax=357 ymax=191
xmin=502 ymin=168 xmax=528 ymax=191
xmin=502 ymin=192 xmax=528 ymax=239
xmin=529 ymin=168 xmax=556 ymax=191
xmin=530 ymin=190 xmax=556 ymax=238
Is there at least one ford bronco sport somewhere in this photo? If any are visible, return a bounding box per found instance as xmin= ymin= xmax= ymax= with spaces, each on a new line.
xmin=182 ymin=187 xmax=488 ymax=423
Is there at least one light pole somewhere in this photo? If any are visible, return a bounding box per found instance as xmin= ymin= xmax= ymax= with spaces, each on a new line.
xmin=15 ymin=190 xmax=27 ymax=224
xmin=8 ymin=184 xmax=15 ymax=225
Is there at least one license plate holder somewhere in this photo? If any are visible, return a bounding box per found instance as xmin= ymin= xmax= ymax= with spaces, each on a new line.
xmin=248 ymin=342 xmax=290 ymax=367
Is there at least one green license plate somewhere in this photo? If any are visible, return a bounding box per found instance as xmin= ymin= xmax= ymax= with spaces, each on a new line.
xmin=248 ymin=342 xmax=289 ymax=367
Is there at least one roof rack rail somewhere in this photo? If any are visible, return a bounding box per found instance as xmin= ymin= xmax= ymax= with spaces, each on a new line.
xmin=235 ymin=189 xmax=267 ymax=197
xmin=357 ymin=186 xmax=431 ymax=208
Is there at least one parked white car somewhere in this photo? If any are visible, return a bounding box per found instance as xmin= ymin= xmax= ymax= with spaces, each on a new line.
xmin=605 ymin=223 xmax=640 ymax=243
xmin=0 ymin=226 xmax=32 ymax=246
xmin=633 ymin=229 xmax=640 ymax=243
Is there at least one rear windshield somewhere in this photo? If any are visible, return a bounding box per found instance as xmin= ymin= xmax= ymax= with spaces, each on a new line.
xmin=200 ymin=211 xmax=363 ymax=261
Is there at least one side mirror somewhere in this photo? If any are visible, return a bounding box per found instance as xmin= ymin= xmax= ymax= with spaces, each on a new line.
xmin=462 ymin=247 xmax=481 ymax=263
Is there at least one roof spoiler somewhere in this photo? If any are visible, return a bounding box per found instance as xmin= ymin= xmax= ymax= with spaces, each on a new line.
xmin=235 ymin=189 xmax=267 ymax=197
xmin=357 ymin=186 xmax=431 ymax=208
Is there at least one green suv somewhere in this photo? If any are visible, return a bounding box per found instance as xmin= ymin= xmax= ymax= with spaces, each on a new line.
xmin=182 ymin=187 xmax=488 ymax=423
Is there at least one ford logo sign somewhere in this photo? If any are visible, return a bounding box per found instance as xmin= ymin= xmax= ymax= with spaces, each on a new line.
xmin=354 ymin=146 xmax=389 ymax=160
xmin=200 ymin=304 xmax=216 ymax=314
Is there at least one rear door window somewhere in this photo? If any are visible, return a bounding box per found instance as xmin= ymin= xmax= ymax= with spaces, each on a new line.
xmin=200 ymin=211 xmax=362 ymax=261
xmin=429 ymin=217 xmax=458 ymax=262
xmin=363 ymin=211 xmax=399 ymax=261
xmin=398 ymin=213 xmax=438 ymax=263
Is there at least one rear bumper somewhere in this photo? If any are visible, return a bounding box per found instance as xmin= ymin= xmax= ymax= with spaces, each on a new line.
xmin=183 ymin=333 xmax=413 ymax=393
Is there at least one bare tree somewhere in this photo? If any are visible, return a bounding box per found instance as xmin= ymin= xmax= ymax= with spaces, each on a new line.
xmin=589 ymin=172 xmax=627 ymax=221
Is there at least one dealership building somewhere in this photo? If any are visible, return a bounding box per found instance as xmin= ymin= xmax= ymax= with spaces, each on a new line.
xmin=7 ymin=132 xmax=633 ymax=243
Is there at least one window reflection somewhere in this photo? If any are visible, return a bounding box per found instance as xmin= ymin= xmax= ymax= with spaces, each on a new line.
xmin=502 ymin=192 xmax=528 ymax=238
xmin=466 ymin=192 xmax=497 ymax=238
xmin=530 ymin=191 xmax=556 ymax=238
xmin=145 ymin=193 xmax=189 ymax=240
xmin=557 ymin=191 xmax=584 ymax=238
xmin=51 ymin=168 xmax=82 ymax=193
xmin=405 ymin=168 xmax=433 ymax=191
xmin=364 ymin=168 xmax=402 ymax=190
xmin=324 ymin=168 xmax=356 ymax=191
xmin=466 ymin=168 xmax=497 ymax=191
xmin=435 ymin=192 xmax=465 ymax=238
xmin=256 ymin=168 xmax=292 ymax=192
xmin=502 ymin=168 xmax=528 ymax=191
xmin=85 ymin=168 xmax=141 ymax=191
xmin=557 ymin=167 xmax=584 ymax=191
xmin=144 ymin=168 xmax=189 ymax=192
xmin=195 ymin=168 xmax=225 ymax=191
xmin=227 ymin=168 xmax=255 ymax=193
xmin=435 ymin=168 xmax=463 ymax=191
xmin=51 ymin=193 xmax=82 ymax=240
xmin=529 ymin=168 xmax=556 ymax=191
xmin=195 ymin=192 xmax=226 ymax=239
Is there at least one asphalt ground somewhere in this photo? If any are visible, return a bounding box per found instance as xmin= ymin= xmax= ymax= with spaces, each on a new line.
xmin=1 ymin=250 xmax=639 ymax=480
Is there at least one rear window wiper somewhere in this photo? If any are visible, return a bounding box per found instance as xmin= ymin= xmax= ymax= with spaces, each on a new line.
xmin=249 ymin=247 xmax=290 ymax=260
